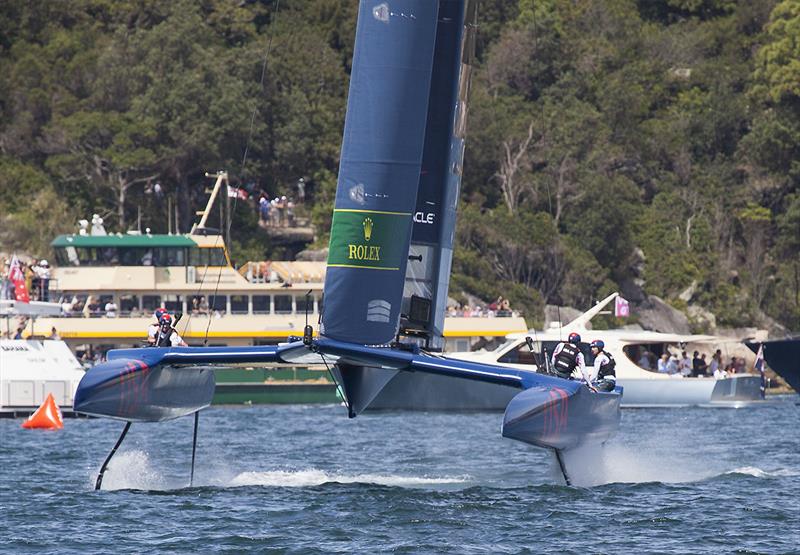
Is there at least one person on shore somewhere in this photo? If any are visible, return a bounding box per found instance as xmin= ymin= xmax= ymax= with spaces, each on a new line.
xmin=550 ymin=332 xmax=594 ymax=389
xmin=156 ymin=313 xmax=187 ymax=347
xmin=589 ymin=339 xmax=616 ymax=392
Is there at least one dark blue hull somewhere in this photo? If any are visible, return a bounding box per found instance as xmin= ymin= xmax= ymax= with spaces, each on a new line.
xmin=73 ymin=357 xmax=215 ymax=422
xmin=747 ymin=338 xmax=800 ymax=393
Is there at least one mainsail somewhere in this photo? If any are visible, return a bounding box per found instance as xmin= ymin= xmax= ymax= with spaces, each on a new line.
xmin=321 ymin=1 xmax=441 ymax=345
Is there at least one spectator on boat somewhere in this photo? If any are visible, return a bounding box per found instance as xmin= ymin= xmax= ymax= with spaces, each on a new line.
xmin=1 ymin=259 xmax=10 ymax=300
xmin=551 ymin=332 xmax=594 ymax=389
xmin=14 ymin=326 xmax=24 ymax=340
xmin=589 ymin=339 xmax=616 ymax=392
xmin=679 ymin=351 xmax=692 ymax=377
xmin=61 ymin=296 xmax=74 ymax=316
xmin=638 ymin=350 xmax=652 ymax=370
xmin=699 ymin=353 xmax=709 ymax=375
xmin=35 ymin=260 xmax=50 ymax=301
xmin=734 ymin=357 xmax=746 ymax=374
xmin=709 ymin=350 xmax=722 ymax=375
xmin=86 ymin=297 xmax=102 ymax=318
xmin=156 ymin=313 xmax=187 ymax=347
xmin=657 ymin=353 xmax=669 ymax=373
xmin=725 ymin=357 xmax=738 ymax=374
xmin=147 ymin=308 xmax=168 ymax=346
xmin=713 ymin=365 xmax=728 ymax=379
xmin=691 ymin=351 xmax=702 ymax=376
xmin=667 ymin=354 xmax=679 ymax=374
xmin=105 ymin=299 xmax=118 ymax=318
xmin=48 ymin=327 xmax=60 ymax=340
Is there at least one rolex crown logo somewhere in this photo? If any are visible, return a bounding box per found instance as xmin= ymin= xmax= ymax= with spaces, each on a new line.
xmin=363 ymin=217 xmax=373 ymax=241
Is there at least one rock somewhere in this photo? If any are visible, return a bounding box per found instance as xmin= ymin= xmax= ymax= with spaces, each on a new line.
xmin=687 ymin=304 xmax=716 ymax=333
xmin=619 ymin=276 xmax=646 ymax=303
xmin=635 ymin=295 xmax=691 ymax=334
xmin=678 ymin=280 xmax=698 ymax=303
xmin=544 ymin=304 xmax=584 ymax=329
xmin=296 ymin=248 xmax=328 ymax=262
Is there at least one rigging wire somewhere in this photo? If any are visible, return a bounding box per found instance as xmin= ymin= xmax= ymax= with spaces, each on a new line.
xmin=199 ymin=0 xmax=282 ymax=345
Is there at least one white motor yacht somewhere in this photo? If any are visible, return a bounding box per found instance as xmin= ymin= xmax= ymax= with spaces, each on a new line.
xmin=450 ymin=293 xmax=763 ymax=408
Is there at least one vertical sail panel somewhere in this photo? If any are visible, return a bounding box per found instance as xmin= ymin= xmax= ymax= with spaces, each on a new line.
xmin=322 ymin=1 xmax=441 ymax=345
xmin=403 ymin=0 xmax=477 ymax=350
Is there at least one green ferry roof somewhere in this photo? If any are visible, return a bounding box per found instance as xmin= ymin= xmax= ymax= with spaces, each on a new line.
xmin=51 ymin=234 xmax=198 ymax=248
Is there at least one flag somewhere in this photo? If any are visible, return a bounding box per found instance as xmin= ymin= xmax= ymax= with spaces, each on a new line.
xmin=227 ymin=186 xmax=248 ymax=200
xmin=754 ymin=344 xmax=766 ymax=400
xmin=9 ymin=255 xmax=29 ymax=303
xmin=614 ymin=296 xmax=630 ymax=318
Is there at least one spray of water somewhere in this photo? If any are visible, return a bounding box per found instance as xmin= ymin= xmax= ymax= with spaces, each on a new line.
xmin=554 ymin=444 xmax=798 ymax=487
xmin=93 ymin=450 xmax=469 ymax=491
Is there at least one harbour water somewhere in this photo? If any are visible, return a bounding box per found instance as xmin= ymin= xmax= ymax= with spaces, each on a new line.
xmin=1 ymin=400 xmax=799 ymax=554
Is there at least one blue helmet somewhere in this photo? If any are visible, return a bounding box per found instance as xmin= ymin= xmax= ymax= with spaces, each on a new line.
xmin=590 ymin=339 xmax=605 ymax=350
xmin=568 ymin=332 xmax=581 ymax=344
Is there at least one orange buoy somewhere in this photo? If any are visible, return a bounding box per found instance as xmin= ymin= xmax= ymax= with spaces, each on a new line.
xmin=21 ymin=393 xmax=64 ymax=429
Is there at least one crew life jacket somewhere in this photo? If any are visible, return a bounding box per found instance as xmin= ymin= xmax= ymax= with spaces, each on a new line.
xmin=553 ymin=342 xmax=581 ymax=379
xmin=597 ymin=350 xmax=616 ymax=380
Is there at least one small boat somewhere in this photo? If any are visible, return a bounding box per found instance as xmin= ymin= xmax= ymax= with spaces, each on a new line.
xmin=0 ymin=301 xmax=85 ymax=417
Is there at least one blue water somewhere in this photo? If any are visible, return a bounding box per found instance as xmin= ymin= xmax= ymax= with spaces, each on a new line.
xmin=2 ymin=401 xmax=799 ymax=554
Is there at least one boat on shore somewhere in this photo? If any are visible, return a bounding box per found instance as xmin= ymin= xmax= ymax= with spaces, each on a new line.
xmin=369 ymin=293 xmax=766 ymax=410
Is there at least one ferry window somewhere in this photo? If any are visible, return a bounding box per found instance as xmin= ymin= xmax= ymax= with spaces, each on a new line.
xmin=190 ymin=248 xmax=227 ymax=267
xmin=230 ymin=295 xmax=248 ymax=314
xmin=120 ymin=295 xmax=140 ymax=316
xmin=100 ymin=248 xmax=118 ymax=264
xmin=207 ymin=248 xmax=227 ymax=266
xmin=77 ymin=248 xmax=98 ymax=265
xmin=274 ymin=295 xmax=292 ymax=314
xmin=295 ymin=295 xmax=314 ymax=315
xmin=160 ymin=248 xmax=185 ymax=266
xmin=142 ymin=295 xmax=161 ymax=311
xmin=252 ymin=295 xmax=270 ymax=314
xmin=208 ymin=295 xmax=227 ymax=314
xmin=164 ymin=295 xmax=183 ymax=313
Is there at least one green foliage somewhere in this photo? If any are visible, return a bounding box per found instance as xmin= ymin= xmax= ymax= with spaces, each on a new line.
xmin=0 ymin=0 xmax=799 ymax=332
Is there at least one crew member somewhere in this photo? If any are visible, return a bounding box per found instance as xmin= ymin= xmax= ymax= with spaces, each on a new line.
xmin=589 ymin=339 xmax=616 ymax=392
xmin=550 ymin=332 xmax=594 ymax=388
xmin=156 ymin=313 xmax=187 ymax=347
xmin=147 ymin=307 xmax=167 ymax=346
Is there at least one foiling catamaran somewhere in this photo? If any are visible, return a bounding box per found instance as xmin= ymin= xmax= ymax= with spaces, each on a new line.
xmin=74 ymin=0 xmax=622 ymax=488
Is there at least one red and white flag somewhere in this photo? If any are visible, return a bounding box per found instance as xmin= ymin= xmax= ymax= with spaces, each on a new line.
xmin=614 ymin=296 xmax=630 ymax=318
xmin=9 ymin=255 xmax=29 ymax=303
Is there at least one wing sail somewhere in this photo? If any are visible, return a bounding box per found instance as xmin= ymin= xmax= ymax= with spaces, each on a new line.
xmin=403 ymin=0 xmax=477 ymax=350
xmin=321 ymin=0 xmax=441 ymax=345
